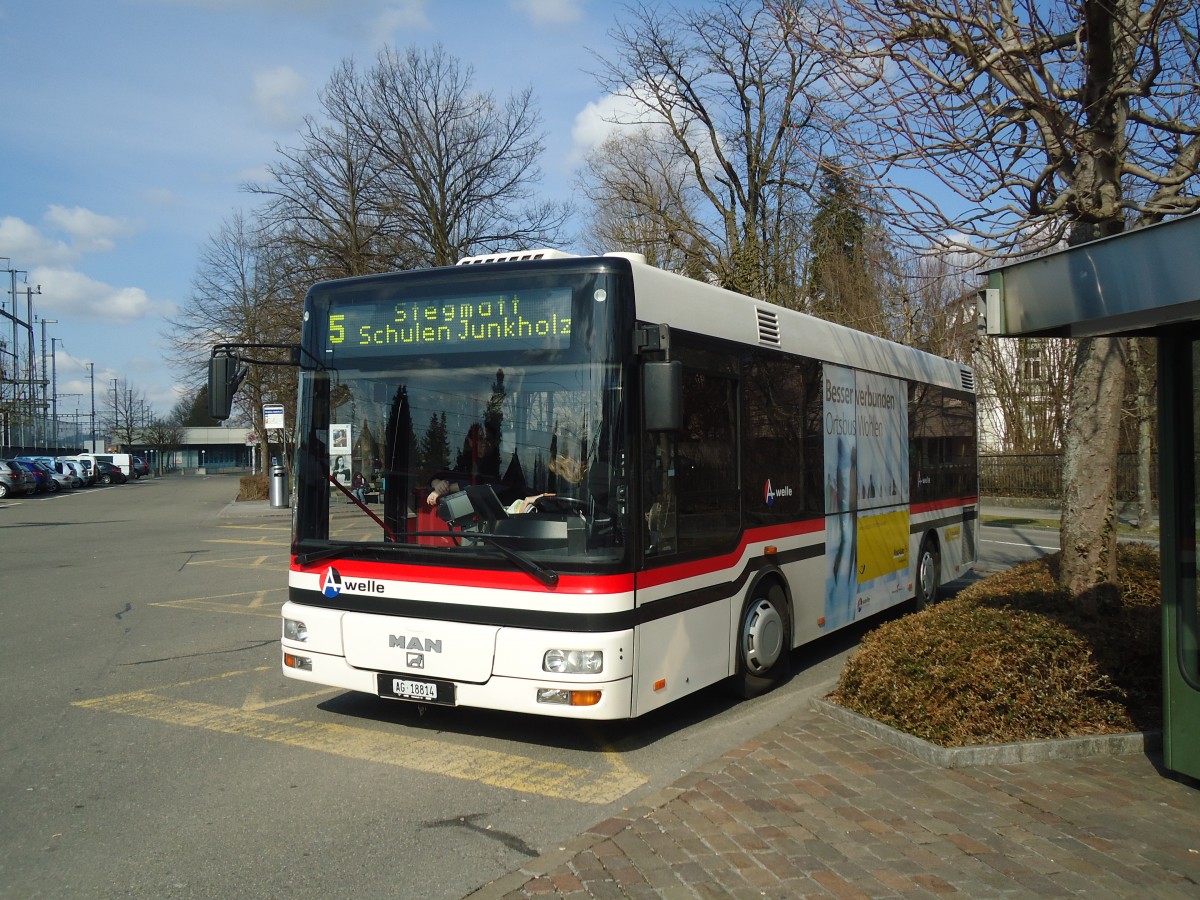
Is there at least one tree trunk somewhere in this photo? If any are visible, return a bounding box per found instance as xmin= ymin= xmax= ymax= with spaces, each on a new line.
xmin=1131 ymin=338 xmax=1154 ymax=528
xmin=1059 ymin=335 xmax=1126 ymax=602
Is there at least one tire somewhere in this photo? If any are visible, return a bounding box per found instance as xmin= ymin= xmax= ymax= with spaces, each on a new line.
xmin=46 ymin=479 xmax=58 ymax=493
xmin=100 ymin=473 xmax=113 ymax=485
xmin=914 ymin=535 xmax=940 ymax=611
xmin=0 ymin=483 xmax=7 ymax=498
xmin=733 ymin=582 xmax=792 ymax=699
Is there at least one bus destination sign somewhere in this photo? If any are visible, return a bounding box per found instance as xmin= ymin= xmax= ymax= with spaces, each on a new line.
xmin=326 ymin=288 xmax=572 ymax=357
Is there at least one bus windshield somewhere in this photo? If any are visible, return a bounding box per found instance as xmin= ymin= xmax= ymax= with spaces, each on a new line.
xmin=293 ymin=265 xmax=632 ymax=571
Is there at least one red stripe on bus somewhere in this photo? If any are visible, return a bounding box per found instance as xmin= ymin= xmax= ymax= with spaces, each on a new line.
xmin=291 ymin=557 xmax=636 ymax=594
xmin=634 ymin=519 xmax=825 ymax=589
xmin=910 ymin=496 xmax=979 ymax=516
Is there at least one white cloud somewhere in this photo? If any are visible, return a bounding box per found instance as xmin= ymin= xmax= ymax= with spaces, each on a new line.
xmin=252 ymin=66 xmax=309 ymax=130
xmin=569 ymin=91 xmax=660 ymax=163
xmin=0 ymin=208 xmax=141 ymax=269
xmin=0 ymin=216 xmax=75 ymax=265
xmin=371 ymin=0 xmax=432 ymax=44
xmin=33 ymin=266 xmax=160 ymax=323
xmin=509 ymin=0 xmax=583 ymax=26
xmin=44 ymin=206 xmax=138 ymax=254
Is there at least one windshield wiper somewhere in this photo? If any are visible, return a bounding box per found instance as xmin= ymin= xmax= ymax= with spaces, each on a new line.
xmin=460 ymin=532 xmax=560 ymax=587
xmin=295 ymin=541 xmax=365 ymax=566
xmin=294 ymin=538 xmax=419 ymax=566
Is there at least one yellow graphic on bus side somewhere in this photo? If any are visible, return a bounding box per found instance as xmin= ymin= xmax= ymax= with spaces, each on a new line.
xmin=856 ymin=510 xmax=910 ymax=584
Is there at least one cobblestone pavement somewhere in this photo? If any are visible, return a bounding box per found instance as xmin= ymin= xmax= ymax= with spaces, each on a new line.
xmin=468 ymin=704 xmax=1200 ymax=899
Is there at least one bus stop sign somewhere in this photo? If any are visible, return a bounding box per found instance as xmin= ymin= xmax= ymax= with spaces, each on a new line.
xmin=263 ymin=403 xmax=285 ymax=430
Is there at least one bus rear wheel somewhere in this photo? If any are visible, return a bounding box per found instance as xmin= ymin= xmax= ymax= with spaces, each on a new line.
xmin=915 ymin=536 xmax=940 ymax=611
xmin=734 ymin=583 xmax=791 ymax=699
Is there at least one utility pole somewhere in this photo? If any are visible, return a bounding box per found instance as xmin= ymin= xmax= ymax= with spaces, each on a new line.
xmin=40 ymin=317 xmax=57 ymax=447
xmin=2 ymin=264 xmax=29 ymax=446
xmin=87 ymin=362 xmax=96 ymax=452
xmin=50 ymin=337 xmax=61 ymax=447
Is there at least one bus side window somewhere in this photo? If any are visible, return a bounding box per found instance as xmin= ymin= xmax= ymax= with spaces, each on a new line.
xmin=645 ymin=367 xmax=738 ymax=559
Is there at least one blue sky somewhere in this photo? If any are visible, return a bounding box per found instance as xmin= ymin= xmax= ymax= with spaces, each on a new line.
xmin=0 ymin=0 xmax=642 ymax=421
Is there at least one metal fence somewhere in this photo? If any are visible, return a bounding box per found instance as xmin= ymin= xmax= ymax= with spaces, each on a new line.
xmin=980 ymin=453 xmax=1158 ymax=502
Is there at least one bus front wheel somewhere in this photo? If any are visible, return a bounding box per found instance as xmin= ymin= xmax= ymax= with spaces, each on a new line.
xmin=734 ymin=583 xmax=791 ymax=699
xmin=915 ymin=536 xmax=940 ymax=610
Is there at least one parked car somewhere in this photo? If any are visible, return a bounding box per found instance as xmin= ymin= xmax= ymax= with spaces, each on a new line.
xmin=67 ymin=456 xmax=95 ymax=483
xmin=92 ymin=460 xmax=127 ymax=485
xmin=24 ymin=456 xmax=83 ymax=489
xmin=49 ymin=459 xmax=85 ymax=489
xmin=0 ymin=460 xmax=33 ymax=498
xmin=12 ymin=459 xmax=51 ymax=493
xmin=38 ymin=461 xmax=73 ymax=492
xmin=60 ymin=458 xmax=91 ymax=487
xmin=132 ymin=456 xmax=150 ymax=477
xmin=19 ymin=459 xmax=73 ymax=493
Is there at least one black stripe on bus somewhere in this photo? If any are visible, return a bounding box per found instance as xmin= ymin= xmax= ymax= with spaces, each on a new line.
xmin=910 ymin=507 xmax=976 ymax=534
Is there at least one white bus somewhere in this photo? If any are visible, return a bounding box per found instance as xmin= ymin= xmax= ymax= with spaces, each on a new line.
xmin=225 ymin=250 xmax=977 ymax=719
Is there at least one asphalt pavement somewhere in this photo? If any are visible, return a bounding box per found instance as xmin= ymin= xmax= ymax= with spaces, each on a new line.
xmin=224 ymin=496 xmax=1192 ymax=898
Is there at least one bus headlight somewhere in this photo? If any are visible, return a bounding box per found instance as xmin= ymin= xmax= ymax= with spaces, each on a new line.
xmin=543 ymin=649 xmax=603 ymax=674
xmin=284 ymin=618 xmax=308 ymax=642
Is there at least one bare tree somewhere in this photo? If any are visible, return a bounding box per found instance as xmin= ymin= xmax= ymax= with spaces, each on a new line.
xmin=975 ymin=337 xmax=1075 ymax=452
xmin=166 ymin=211 xmax=300 ymax=460
xmin=249 ymin=46 xmax=569 ymax=276
xmin=592 ymin=0 xmax=825 ymax=304
xmin=577 ymin=127 xmax=704 ymax=271
xmin=353 ymin=44 xmax=570 ymax=266
xmin=138 ymin=418 xmax=184 ymax=475
xmin=248 ymin=59 xmax=416 ymax=282
xmin=801 ymin=0 xmax=1200 ymax=598
xmin=103 ymin=378 xmax=150 ymax=453
xmin=897 ymin=251 xmax=982 ymax=364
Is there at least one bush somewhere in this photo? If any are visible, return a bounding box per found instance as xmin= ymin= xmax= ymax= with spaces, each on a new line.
xmin=238 ymin=474 xmax=269 ymax=501
xmin=828 ymin=544 xmax=1161 ymax=747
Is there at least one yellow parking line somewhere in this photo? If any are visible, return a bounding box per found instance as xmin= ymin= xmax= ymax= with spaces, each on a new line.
xmin=154 ymin=598 xmax=281 ymax=618
xmin=73 ymin=690 xmax=645 ymax=804
xmin=186 ymin=554 xmax=285 ymax=570
xmin=151 ymin=587 xmax=288 ymax=618
xmin=241 ymin=687 xmax=335 ymax=711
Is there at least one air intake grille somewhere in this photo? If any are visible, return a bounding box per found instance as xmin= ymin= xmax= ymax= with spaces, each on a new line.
xmin=455 ymin=249 xmax=575 ymax=265
xmin=960 ymin=367 xmax=976 ymax=391
xmin=756 ymin=308 xmax=781 ymax=346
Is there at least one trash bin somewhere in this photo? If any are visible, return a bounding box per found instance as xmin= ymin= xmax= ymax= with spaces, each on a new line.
xmin=269 ymin=458 xmax=289 ymax=508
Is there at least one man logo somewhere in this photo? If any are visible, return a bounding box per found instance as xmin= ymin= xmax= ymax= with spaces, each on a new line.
xmin=321 ymin=566 xmax=342 ymax=599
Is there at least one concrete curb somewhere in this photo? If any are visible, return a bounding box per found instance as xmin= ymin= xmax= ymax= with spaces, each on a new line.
xmin=811 ymin=696 xmax=1162 ymax=767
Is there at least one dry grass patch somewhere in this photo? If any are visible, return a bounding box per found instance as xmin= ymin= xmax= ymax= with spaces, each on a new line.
xmin=828 ymin=544 xmax=1161 ymax=747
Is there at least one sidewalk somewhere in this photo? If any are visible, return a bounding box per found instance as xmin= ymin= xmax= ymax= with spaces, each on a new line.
xmin=469 ymin=701 xmax=1199 ymax=898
